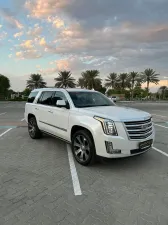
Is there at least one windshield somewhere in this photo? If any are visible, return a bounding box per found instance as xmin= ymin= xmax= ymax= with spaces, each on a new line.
xmin=68 ymin=91 xmax=115 ymax=108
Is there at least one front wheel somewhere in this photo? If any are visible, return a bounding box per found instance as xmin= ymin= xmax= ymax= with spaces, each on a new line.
xmin=71 ymin=130 xmax=96 ymax=166
xmin=28 ymin=117 xmax=42 ymax=139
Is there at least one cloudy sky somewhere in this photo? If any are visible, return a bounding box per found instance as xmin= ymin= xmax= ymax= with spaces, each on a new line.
xmin=0 ymin=0 xmax=168 ymax=91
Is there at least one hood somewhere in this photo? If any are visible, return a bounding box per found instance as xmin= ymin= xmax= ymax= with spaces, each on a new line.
xmin=78 ymin=106 xmax=151 ymax=122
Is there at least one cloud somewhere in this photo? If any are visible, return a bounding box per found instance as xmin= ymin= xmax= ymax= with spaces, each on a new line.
xmin=20 ymin=40 xmax=34 ymax=49
xmin=25 ymin=0 xmax=70 ymax=18
xmin=16 ymin=50 xmax=41 ymax=59
xmin=0 ymin=31 xmax=8 ymax=41
xmin=40 ymin=54 xmax=118 ymax=76
xmin=14 ymin=31 xmax=23 ymax=38
xmin=47 ymin=16 xmax=65 ymax=28
xmin=0 ymin=8 xmax=23 ymax=29
xmin=39 ymin=37 xmax=46 ymax=46
xmin=27 ymin=24 xmax=42 ymax=37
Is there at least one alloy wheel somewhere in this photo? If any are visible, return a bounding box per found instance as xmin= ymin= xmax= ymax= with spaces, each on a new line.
xmin=73 ymin=134 xmax=91 ymax=162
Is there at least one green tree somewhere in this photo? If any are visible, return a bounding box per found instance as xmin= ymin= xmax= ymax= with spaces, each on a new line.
xmin=0 ymin=74 xmax=11 ymax=96
xmin=96 ymin=85 xmax=106 ymax=94
xmin=105 ymin=73 xmax=117 ymax=89
xmin=81 ymin=70 xmax=101 ymax=90
xmin=54 ymin=71 xmax=76 ymax=88
xmin=129 ymin=71 xmax=139 ymax=100
xmin=118 ymin=73 xmax=129 ymax=90
xmin=77 ymin=78 xmax=85 ymax=89
xmin=23 ymin=88 xmax=31 ymax=96
xmin=27 ymin=74 xmax=46 ymax=90
xmin=159 ymin=86 xmax=167 ymax=99
xmin=141 ymin=69 xmax=160 ymax=98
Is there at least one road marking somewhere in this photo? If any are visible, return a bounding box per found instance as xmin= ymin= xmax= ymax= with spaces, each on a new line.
xmin=21 ymin=118 xmax=25 ymax=121
xmin=153 ymin=147 xmax=168 ymax=157
xmin=0 ymin=112 xmax=6 ymax=116
xmin=0 ymin=126 xmax=16 ymax=129
xmin=152 ymin=114 xmax=168 ymax=118
xmin=0 ymin=128 xmax=13 ymax=138
xmin=67 ymin=144 xmax=82 ymax=196
xmin=152 ymin=110 xmax=168 ymax=113
xmin=154 ymin=123 xmax=168 ymax=129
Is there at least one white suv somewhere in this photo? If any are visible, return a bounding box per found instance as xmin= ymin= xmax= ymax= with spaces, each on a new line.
xmin=25 ymin=88 xmax=155 ymax=166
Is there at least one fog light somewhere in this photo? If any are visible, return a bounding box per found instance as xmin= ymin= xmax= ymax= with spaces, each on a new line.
xmin=105 ymin=142 xmax=121 ymax=154
xmin=105 ymin=141 xmax=113 ymax=153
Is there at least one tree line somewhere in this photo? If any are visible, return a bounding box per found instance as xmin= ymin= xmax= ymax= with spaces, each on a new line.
xmin=25 ymin=68 xmax=163 ymax=99
xmin=0 ymin=68 xmax=168 ymax=100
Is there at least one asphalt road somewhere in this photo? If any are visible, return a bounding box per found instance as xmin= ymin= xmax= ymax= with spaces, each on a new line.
xmin=0 ymin=101 xmax=168 ymax=225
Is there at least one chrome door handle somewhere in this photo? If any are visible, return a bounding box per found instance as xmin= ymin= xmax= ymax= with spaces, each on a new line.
xmin=35 ymin=108 xmax=39 ymax=110
xmin=48 ymin=110 xmax=53 ymax=113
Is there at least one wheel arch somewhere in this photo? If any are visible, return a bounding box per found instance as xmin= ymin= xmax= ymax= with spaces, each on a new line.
xmin=28 ymin=113 xmax=36 ymax=121
xmin=70 ymin=125 xmax=94 ymax=142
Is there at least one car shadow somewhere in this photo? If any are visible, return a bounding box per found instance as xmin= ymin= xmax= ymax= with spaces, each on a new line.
xmin=94 ymin=151 xmax=157 ymax=171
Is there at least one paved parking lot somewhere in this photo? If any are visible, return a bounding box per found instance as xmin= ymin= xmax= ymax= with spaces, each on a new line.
xmin=0 ymin=101 xmax=168 ymax=225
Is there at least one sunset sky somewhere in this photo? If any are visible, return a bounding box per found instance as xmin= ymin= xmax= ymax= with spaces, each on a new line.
xmin=0 ymin=0 xmax=168 ymax=91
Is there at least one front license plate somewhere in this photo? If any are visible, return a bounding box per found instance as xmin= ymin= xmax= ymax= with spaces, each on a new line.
xmin=139 ymin=139 xmax=153 ymax=149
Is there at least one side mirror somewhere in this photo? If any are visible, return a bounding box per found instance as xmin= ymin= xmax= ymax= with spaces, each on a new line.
xmin=56 ymin=100 xmax=67 ymax=108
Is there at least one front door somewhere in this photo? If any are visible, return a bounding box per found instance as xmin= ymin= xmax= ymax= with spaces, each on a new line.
xmin=48 ymin=91 xmax=70 ymax=140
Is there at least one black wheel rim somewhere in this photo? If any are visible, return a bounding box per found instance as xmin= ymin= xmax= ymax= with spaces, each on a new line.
xmin=28 ymin=120 xmax=36 ymax=137
xmin=73 ymin=135 xmax=90 ymax=162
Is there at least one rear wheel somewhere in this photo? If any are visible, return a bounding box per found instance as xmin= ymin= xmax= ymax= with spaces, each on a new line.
xmin=28 ymin=117 xmax=42 ymax=139
xmin=72 ymin=130 xmax=96 ymax=166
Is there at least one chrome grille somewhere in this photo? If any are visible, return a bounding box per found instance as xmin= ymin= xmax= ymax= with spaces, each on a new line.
xmin=124 ymin=118 xmax=153 ymax=140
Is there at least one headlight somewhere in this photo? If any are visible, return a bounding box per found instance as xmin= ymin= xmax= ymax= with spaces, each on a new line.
xmin=94 ymin=116 xmax=118 ymax=136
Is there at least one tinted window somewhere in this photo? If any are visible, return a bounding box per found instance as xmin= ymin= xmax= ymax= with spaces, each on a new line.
xmin=52 ymin=91 xmax=69 ymax=107
xmin=38 ymin=91 xmax=54 ymax=105
xmin=68 ymin=91 xmax=115 ymax=108
xmin=27 ymin=92 xmax=38 ymax=103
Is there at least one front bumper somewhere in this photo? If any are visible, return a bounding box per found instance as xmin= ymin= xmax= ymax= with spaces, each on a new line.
xmin=93 ymin=122 xmax=155 ymax=158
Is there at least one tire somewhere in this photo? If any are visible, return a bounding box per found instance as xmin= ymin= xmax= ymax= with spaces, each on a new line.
xmin=28 ymin=117 xmax=42 ymax=139
xmin=72 ymin=130 xmax=96 ymax=166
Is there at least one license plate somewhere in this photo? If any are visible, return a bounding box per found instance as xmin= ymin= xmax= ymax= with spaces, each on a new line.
xmin=139 ymin=139 xmax=153 ymax=149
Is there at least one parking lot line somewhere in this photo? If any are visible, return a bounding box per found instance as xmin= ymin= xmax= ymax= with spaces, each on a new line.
xmin=0 ymin=112 xmax=6 ymax=116
xmin=0 ymin=128 xmax=13 ymax=137
xmin=154 ymin=123 xmax=168 ymax=129
xmin=67 ymin=144 xmax=82 ymax=196
xmin=152 ymin=110 xmax=168 ymax=113
xmin=153 ymin=147 xmax=168 ymax=157
xmin=152 ymin=114 xmax=168 ymax=118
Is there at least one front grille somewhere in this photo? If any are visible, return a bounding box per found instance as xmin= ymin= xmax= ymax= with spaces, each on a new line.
xmin=124 ymin=118 xmax=153 ymax=140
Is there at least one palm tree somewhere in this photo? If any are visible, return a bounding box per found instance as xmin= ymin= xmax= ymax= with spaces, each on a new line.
xmin=54 ymin=71 xmax=76 ymax=88
xmin=81 ymin=70 xmax=101 ymax=90
xmin=77 ymin=78 xmax=85 ymax=89
xmin=159 ymin=86 xmax=167 ymax=99
xmin=118 ymin=73 xmax=129 ymax=90
xmin=129 ymin=71 xmax=139 ymax=100
xmin=105 ymin=73 xmax=117 ymax=89
xmin=142 ymin=68 xmax=160 ymax=98
xmin=135 ymin=76 xmax=143 ymax=88
xmin=26 ymin=74 xmax=46 ymax=90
